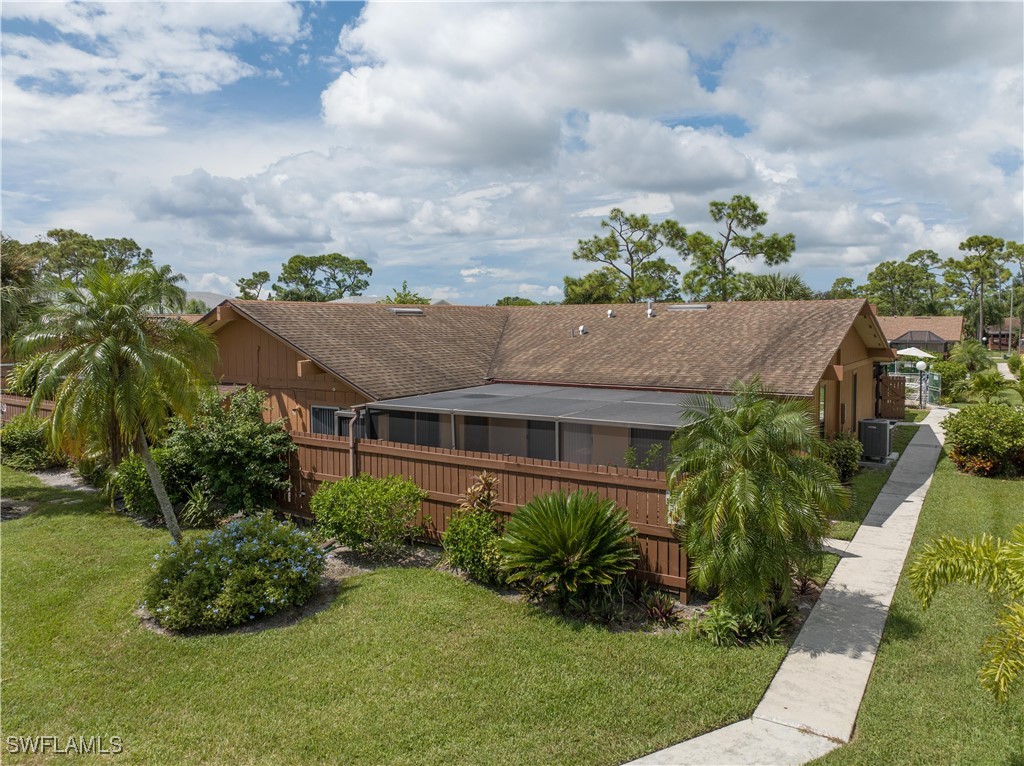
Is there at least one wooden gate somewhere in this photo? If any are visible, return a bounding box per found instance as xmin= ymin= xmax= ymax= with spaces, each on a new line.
xmin=878 ymin=375 xmax=906 ymax=420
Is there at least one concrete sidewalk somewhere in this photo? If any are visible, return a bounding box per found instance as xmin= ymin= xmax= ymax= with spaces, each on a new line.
xmin=996 ymin=361 xmax=1017 ymax=382
xmin=627 ymin=409 xmax=949 ymax=766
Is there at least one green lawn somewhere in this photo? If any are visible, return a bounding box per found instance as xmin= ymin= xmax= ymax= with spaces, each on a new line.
xmin=0 ymin=468 xmax=786 ymax=766
xmin=903 ymin=409 xmax=928 ymax=423
xmin=829 ymin=425 xmax=917 ymax=541
xmin=813 ymin=454 xmax=1024 ymax=765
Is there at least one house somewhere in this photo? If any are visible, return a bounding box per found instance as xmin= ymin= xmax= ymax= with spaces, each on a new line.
xmin=984 ymin=317 xmax=1021 ymax=352
xmin=204 ymin=298 xmax=895 ymax=449
xmin=874 ymin=314 xmax=965 ymax=356
xmin=202 ymin=298 xmax=895 ymax=593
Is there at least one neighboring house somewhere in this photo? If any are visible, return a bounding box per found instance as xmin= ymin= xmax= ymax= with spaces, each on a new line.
xmin=984 ymin=317 xmax=1021 ymax=352
xmin=874 ymin=314 xmax=965 ymax=356
xmin=201 ymin=298 xmax=895 ymax=593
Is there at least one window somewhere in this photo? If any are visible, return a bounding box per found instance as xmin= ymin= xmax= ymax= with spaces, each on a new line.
xmin=560 ymin=423 xmax=593 ymax=464
xmin=310 ymin=406 xmax=352 ymax=437
xmin=526 ymin=420 xmax=556 ymax=460
xmin=628 ymin=428 xmax=672 ymax=471
xmin=388 ymin=411 xmax=441 ymax=447
xmin=463 ymin=416 xmax=489 ymax=452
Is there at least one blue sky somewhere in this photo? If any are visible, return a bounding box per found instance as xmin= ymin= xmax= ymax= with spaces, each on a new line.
xmin=2 ymin=1 xmax=1022 ymax=304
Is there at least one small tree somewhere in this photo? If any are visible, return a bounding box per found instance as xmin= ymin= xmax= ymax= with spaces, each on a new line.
xmin=570 ymin=208 xmax=686 ymax=304
xmin=949 ymin=339 xmax=994 ymax=373
xmin=667 ymin=380 xmax=848 ymax=618
xmin=378 ymin=280 xmax=430 ymax=305
xmin=680 ymin=195 xmax=795 ymax=302
xmin=236 ymin=270 xmax=270 ymax=300
xmin=736 ymin=273 xmax=814 ymax=301
xmin=909 ymin=525 xmax=1024 ymax=702
xmin=272 ymin=253 xmax=372 ymax=302
xmin=163 ymin=386 xmax=296 ymax=515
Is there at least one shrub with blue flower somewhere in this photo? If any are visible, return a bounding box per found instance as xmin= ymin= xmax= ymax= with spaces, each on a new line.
xmin=143 ymin=513 xmax=325 ymax=631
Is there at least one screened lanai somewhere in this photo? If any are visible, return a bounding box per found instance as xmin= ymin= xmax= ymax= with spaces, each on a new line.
xmin=358 ymin=384 xmax=731 ymax=471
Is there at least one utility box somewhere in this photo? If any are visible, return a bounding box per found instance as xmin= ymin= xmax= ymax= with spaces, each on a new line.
xmin=859 ymin=418 xmax=893 ymax=461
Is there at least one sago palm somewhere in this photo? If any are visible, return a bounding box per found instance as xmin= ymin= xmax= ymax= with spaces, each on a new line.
xmin=909 ymin=524 xmax=1024 ymax=702
xmin=500 ymin=491 xmax=638 ymax=607
xmin=13 ymin=263 xmax=217 ymax=541
xmin=667 ymin=379 xmax=850 ymax=614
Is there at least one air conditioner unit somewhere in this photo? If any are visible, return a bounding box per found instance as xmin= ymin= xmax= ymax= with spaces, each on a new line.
xmin=859 ymin=418 xmax=892 ymax=461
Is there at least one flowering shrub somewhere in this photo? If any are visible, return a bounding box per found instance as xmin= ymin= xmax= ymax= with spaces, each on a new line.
xmin=143 ymin=513 xmax=325 ymax=631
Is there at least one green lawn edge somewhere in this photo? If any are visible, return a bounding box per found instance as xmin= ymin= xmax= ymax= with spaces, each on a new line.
xmin=812 ymin=453 xmax=1024 ymax=765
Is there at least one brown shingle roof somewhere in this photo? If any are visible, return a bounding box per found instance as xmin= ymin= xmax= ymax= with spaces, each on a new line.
xmin=874 ymin=315 xmax=964 ymax=344
xmin=214 ymin=299 xmax=887 ymax=400
xmin=488 ymin=300 xmax=878 ymax=397
xmin=226 ymin=301 xmax=508 ymax=400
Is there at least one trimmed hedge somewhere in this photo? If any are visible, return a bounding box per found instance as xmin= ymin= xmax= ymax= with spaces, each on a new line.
xmin=819 ymin=432 xmax=863 ymax=482
xmin=943 ymin=404 xmax=1024 ymax=477
xmin=311 ymin=474 xmax=427 ymax=557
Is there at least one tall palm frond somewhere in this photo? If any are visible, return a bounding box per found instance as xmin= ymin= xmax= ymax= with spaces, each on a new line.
xmin=909 ymin=525 xmax=1024 ymax=702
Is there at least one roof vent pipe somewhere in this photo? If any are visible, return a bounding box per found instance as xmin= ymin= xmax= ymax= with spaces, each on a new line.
xmin=646 ymin=299 xmax=655 ymax=318
xmin=579 ymin=325 xmax=588 ymax=335
xmin=607 ymin=309 xmax=615 ymax=318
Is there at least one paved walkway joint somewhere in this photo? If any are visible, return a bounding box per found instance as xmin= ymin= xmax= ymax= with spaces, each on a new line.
xmin=625 ymin=409 xmax=949 ymax=766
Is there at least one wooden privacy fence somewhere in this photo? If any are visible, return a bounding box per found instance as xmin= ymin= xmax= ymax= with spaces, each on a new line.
xmin=287 ymin=432 xmax=687 ymax=594
xmin=0 ymin=394 xmax=52 ymax=424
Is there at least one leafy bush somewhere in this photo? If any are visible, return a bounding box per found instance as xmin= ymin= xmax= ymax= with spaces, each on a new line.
xmin=115 ymin=451 xmax=167 ymax=521
xmin=143 ymin=513 xmax=325 ymax=631
xmin=691 ymin=602 xmax=790 ymax=647
xmin=819 ymin=432 xmax=863 ymax=481
xmin=311 ymin=473 xmax=427 ymax=557
xmin=180 ymin=481 xmax=220 ymax=528
xmin=1008 ymin=353 xmax=1022 ymax=376
xmin=442 ymin=472 xmax=506 ymax=586
xmin=163 ymin=386 xmax=294 ymax=515
xmin=931 ymin=360 xmax=969 ymax=403
xmin=636 ymin=583 xmax=678 ymax=625
xmin=74 ymin=454 xmax=111 ymax=489
xmin=943 ymin=405 xmax=1024 ymax=477
xmin=0 ymin=413 xmax=64 ymax=470
xmin=499 ymin=491 xmax=638 ymax=608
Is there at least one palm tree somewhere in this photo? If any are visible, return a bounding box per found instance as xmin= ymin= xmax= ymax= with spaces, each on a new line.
xmin=909 ymin=525 xmax=1024 ymax=702
xmin=13 ymin=263 xmax=217 ymax=541
xmin=966 ymin=368 xmax=1008 ymax=404
xmin=736 ymin=272 xmax=814 ymax=301
xmin=667 ymin=379 xmax=850 ymax=616
xmin=949 ymin=339 xmax=994 ymax=373
xmin=1 ymin=236 xmax=43 ymax=352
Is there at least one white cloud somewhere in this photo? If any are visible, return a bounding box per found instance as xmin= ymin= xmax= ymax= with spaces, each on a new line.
xmin=1 ymin=1 xmax=303 ymax=140
xmin=2 ymin=1 xmax=1021 ymax=307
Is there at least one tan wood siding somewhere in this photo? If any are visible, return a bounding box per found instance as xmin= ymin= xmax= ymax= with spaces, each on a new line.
xmin=213 ymin=318 xmax=368 ymax=431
